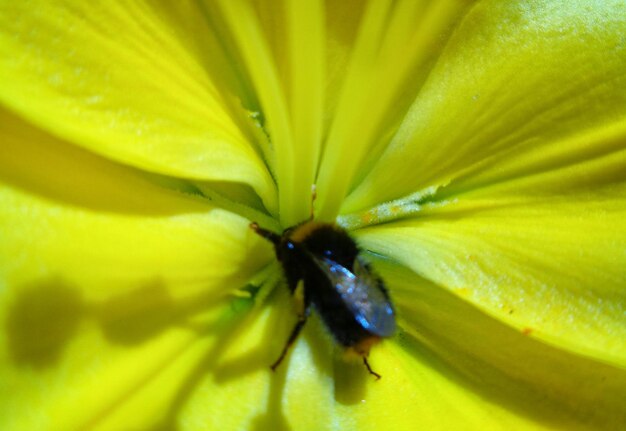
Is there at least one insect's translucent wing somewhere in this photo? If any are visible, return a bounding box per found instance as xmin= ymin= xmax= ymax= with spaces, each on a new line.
xmin=312 ymin=256 xmax=396 ymax=337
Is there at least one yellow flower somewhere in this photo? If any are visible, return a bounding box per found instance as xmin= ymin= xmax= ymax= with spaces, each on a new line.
xmin=1 ymin=0 xmax=625 ymax=430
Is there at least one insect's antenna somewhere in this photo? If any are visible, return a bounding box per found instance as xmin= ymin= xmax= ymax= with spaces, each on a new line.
xmin=250 ymin=222 xmax=281 ymax=245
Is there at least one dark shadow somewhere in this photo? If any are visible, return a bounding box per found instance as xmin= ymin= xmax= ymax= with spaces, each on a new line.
xmin=332 ymin=354 xmax=369 ymax=405
xmin=5 ymin=270 xmax=303 ymax=430
xmin=4 ymin=274 xmax=270 ymax=430
xmin=5 ymin=277 xmax=84 ymax=368
xmin=205 ymin=290 xmax=362 ymax=431
xmin=250 ymin=364 xmax=292 ymax=431
xmin=297 ymin=315 xmax=372 ymax=405
xmin=152 ymin=307 xmax=261 ymax=431
xmin=4 ymin=276 xmax=231 ymax=367
xmin=248 ymin=307 xmax=297 ymax=431
xmin=243 ymin=303 xmax=362 ymax=430
xmin=93 ymin=281 xmax=180 ymax=345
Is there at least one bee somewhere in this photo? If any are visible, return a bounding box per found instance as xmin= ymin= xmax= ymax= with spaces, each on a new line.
xmin=250 ymin=220 xmax=396 ymax=379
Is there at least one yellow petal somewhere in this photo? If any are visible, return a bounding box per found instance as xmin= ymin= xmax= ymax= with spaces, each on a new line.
xmin=331 ymin=342 xmax=616 ymax=431
xmin=0 ymin=108 xmax=272 ymax=304
xmin=440 ymin=118 xmax=626 ymax=200
xmin=171 ymin=288 xmax=558 ymax=431
xmin=179 ymin=266 xmax=626 ymax=431
xmin=344 ymin=0 xmax=626 ymax=214
xmin=211 ymin=0 xmax=389 ymax=225
xmin=212 ymin=0 xmax=325 ymax=225
xmin=0 ymin=0 xmax=276 ymax=211
xmin=0 ymin=315 xmax=209 ymax=430
xmin=178 ymin=287 xmax=327 ymax=431
xmin=382 ymin=262 xmax=626 ymax=430
xmin=356 ymin=186 xmax=626 ymax=368
xmin=0 ymin=109 xmax=275 ymax=429
xmin=317 ymin=0 xmax=472 ymax=220
xmin=1 ymin=267 xmax=283 ymax=430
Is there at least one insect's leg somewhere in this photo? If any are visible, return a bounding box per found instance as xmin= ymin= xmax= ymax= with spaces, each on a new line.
xmin=363 ymin=356 xmax=382 ymax=380
xmin=270 ymin=315 xmax=308 ymax=371
xmin=270 ymin=281 xmax=311 ymax=371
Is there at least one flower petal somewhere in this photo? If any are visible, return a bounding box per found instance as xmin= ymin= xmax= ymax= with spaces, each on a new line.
xmin=177 ymin=288 xmax=333 ymax=431
xmin=0 ymin=0 xmax=276 ymax=210
xmin=0 ymin=321 xmax=217 ymax=430
xmin=0 ymin=107 xmax=271 ymax=306
xmin=212 ymin=0 xmax=326 ymax=225
xmin=344 ymin=0 xmax=626 ymax=213
xmin=381 ymin=263 xmax=626 ymax=430
xmin=356 ymin=185 xmax=626 ymax=368
xmin=166 ymin=291 xmax=554 ymax=431
xmin=440 ymin=117 xmax=626 ymax=200
xmin=180 ymin=267 xmax=626 ymax=430
xmin=316 ymin=0 xmax=472 ymax=220
xmin=0 ymin=109 xmax=275 ymax=429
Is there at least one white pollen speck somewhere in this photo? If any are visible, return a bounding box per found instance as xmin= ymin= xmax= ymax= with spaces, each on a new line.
xmin=86 ymin=95 xmax=102 ymax=105
xmin=48 ymin=73 xmax=62 ymax=85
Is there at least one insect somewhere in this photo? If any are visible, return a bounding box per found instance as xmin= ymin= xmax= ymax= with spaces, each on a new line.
xmin=250 ymin=220 xmax=396 ymax=379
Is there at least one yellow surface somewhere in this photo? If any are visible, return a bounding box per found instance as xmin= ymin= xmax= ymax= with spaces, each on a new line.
xmin=1 ymin=0 xmax=625 ymax=430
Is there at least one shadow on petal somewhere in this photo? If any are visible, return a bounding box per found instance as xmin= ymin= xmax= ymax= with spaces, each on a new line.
xmin=249 ymin=362 xmax=292 ymax=431
xmin=93 ymin=280 xmax=185 ymax=345
xmin=5 ymin=277 xmax=84 ymax=368
xmin=0 ymin=108 xmax=211 ymax=217
xmin=159 ymin=286 xmax=376 ymax=430
xmin=213 ymin=290 xmax=296 ymax=430
xmin=4 ymin=276 xmax=227 ymax=367
xmin=4 ymin=275 xmax=258 ymax=429
xmin=332 ymin=354 xmax=369 ymax=405
xmin=150 ymin=283 xmax=288 ymax=430
xmin=5 ymin=272 xmax=384 ymax=429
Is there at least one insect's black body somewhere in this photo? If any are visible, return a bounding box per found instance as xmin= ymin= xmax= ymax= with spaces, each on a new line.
xmin=251 ymin=221 xmax=396 ymax=379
